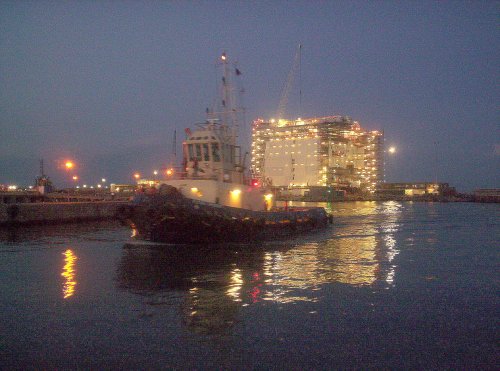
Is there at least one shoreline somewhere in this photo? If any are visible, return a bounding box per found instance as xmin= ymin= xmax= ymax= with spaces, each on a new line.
xmin=1 ymin=195 xmax=497 ymax=227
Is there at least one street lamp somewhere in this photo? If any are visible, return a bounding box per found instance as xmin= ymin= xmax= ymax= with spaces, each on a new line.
xmin=385 ymin=146 xmax=397 ymax=183
xmin=134 ymin=173 xmax=140 ymax=180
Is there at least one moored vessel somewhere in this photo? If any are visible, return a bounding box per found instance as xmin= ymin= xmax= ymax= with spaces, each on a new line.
xmin=124 ymin=53 xmax=330 ymax=243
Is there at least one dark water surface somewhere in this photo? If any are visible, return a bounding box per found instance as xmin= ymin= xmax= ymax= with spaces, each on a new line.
xmin=1 ymin=202 xmax=498 ymax=369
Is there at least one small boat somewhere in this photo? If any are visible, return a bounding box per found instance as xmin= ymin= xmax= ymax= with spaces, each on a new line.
xmin=123 ymin=53 xmax=330 ymax=243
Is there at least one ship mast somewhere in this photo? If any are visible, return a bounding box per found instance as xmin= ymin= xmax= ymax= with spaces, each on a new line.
xmin=218 ymin=52 xmax=242 ymax=145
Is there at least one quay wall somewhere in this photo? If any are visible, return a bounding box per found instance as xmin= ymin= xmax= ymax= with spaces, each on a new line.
xmin=0 ymin=201 xmax=129 ymax=226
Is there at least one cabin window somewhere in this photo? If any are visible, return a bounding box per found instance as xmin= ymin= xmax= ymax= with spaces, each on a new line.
xmin=203 ymin=143 xmax=209 ymax=161
xmin=211 ymin=143 xmax=220 ymax=162
xmin=195 ymin=144 xmax=202 ymax=160
xmin=188 ymin=144 xmax=194 ymax=160
xmin=223 ymin=144 xmax=231 ymax=163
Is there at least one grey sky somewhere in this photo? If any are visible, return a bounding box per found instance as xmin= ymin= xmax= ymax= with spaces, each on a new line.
xmin=1 ymin=1 xmax=498 ymax=191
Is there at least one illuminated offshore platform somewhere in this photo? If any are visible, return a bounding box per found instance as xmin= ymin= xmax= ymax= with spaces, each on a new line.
xmin=251 ymin=115 xmax=384 ymax=193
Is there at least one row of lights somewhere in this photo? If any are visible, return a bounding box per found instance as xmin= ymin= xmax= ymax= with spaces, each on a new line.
xmin=63 ymin=160 xmax=181 ymax=187
xmin=75 ymin=184 xmax=109 ymax=190
xmin=64 ymin=161 xmax=110 ymax=188
xmin=133 ymin=168 xmax=174 ymax=180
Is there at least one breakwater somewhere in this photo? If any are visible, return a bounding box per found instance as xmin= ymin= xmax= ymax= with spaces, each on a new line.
xmin=0 ymin=201 xmax=128 ymax=226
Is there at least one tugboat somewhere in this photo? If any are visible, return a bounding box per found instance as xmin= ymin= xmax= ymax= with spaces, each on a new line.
xmin=125 ymin=53 xmax=329 ymax=243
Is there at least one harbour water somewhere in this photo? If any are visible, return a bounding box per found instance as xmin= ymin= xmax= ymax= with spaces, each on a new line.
xmin=1 ymin=202 xmax=498 ymax=369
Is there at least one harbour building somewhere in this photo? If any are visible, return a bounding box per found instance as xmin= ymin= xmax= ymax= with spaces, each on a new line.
xmin=251 ymin=116 xmax=384 ymax=193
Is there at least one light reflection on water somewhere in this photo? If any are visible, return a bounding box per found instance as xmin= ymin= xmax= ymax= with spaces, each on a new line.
xmin=61 ymin=249 xmax=77 ymax=299
xmin=116 ymin=201 xmax=403 ymax=333
xmin=1 ymin=203 xmax=497 ymax=369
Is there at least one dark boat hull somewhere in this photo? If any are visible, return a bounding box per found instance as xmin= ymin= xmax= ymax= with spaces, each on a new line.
xmin=121 ymin=187 xmax=329 ymax=244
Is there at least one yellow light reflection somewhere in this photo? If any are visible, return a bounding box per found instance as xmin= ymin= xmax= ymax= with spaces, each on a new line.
xmin=131 ymin=227 xmax=138 ymax=238
xmin=226 ymin=268 xmax=243 ymax=302
xmin=61 ymin=249 xmax=77 ymax=299
xmin=379 ymin=201 xmax=401 ymax=286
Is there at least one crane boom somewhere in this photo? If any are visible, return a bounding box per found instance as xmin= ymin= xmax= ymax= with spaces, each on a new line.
xmin=276 ymin=44 xmax=302 ymax=121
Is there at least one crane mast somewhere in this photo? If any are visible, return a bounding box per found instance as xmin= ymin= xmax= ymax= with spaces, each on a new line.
xmin=276 ymin=44 xmax=302 ymax=121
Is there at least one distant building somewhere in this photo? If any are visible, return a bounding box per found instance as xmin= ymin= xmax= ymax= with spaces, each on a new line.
xmin=375 ymin=182 xmax=456 ymax=197
xmin=251 ymin=116 xmax=384 ymax=192
xmin=273 ymin=185 xmax=346 ymax=202
xmin=110 ymin=184 xmax=137 ymax=193
xmin=473 ymin=189 xmax=500 ymax=203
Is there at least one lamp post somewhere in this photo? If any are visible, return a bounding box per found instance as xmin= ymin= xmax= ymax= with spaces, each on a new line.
xmin=62 ymin=160 xmax=76 ymax=194
xmin=385 ymin=146 xmax=396 ymax=183
xmin=65 ymin=161 xmax=74 ymax=170
xmin=72 ymin=176 xmax=79 ymax=196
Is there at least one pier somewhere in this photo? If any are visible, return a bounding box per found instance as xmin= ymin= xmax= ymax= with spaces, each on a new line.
xmin=0 ymin=191 xmax=129 ymax=225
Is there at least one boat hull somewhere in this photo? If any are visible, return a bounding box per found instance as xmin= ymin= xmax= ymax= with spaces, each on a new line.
xmin=122 ymin=187 xmax=329 ymax=244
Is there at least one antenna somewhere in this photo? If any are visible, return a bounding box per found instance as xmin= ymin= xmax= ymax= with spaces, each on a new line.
xmin=299 ymin=44 xmax=302 ymax=118
xmin=210 ymin=52 xmax=244 ymax=145
xmin=172 ymin=129 xmax=177 ymax=167
xmin=39 ymin=158 xmax=44 ymax=177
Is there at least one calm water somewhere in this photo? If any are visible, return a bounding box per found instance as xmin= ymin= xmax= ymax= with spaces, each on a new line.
xmin=0 ymin=202 xmax=498 ymax=369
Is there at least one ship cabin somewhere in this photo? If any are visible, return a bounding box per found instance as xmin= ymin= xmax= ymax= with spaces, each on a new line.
xmin=155 ymin=122 xmax=269 ymax=210
xmin=183 ymin=122 xmax=244 ymax=184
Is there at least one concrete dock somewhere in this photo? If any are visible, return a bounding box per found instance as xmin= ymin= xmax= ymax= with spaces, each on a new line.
xmin=0 ymin=201 xmax=129 ymax=226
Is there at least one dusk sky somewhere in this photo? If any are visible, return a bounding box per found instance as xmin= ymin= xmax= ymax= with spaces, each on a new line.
xmin=1 ymin=1 xmax=498 ymax=192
